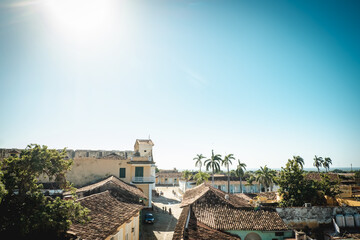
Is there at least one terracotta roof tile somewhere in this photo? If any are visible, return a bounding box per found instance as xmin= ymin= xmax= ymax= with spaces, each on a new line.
xmin=187 ymin=217 xmax=241 ymax=240
xmin=156 ymin=172 xmax=182 ymax=178
xmin=70 ymin=176 xmax=147 ymax=202
xmin=305 ymin=173 xmax=339 ymax=182
xmin=181 ymin=183 xmax=251 ymax=208
xmin=173 ymin=207 xmax=241 ymax=240
xmin=235 ymin=192 xmax=278 ymax=201
xmin=193 ymin=203 xmax=289 ymax=231
xmin=70 ymin=191 xmax=143 ymax=240
xmin=173 ymin=206 xmax=190 ymax=240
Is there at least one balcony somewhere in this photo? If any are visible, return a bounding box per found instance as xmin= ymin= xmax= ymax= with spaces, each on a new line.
xmin=132 ymin=176 xmax=155 ymax=183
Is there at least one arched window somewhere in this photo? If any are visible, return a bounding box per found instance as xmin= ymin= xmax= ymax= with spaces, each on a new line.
xmin=244 ymin=232 xmax=261 ymax=240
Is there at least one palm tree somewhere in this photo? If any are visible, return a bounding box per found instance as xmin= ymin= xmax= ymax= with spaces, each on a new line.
xmin=245 ymin=175 xmax=255 ymax=192
xmin=193 ymin=154 xmax=206 ymax=172
xmin=222 ymin=154 xmax=235 ymax=193
xmin=255 ymin=165 xmax=276 ymax=192
xmin=194 ymin=171 xmax=210 ymax=185
xmin=236 ymin=159 xmax=247 ymax=193
xmin=323 ymin=157 xmax=332 ymax=172
xmin=292 ymin=156 xmax=304 ymax=169
xmin=313 ymin=155 xmax=324 ymax=172
xmin=182 ymin=170 xmax=192 ymax=191
xmin=204 ymin=150 xmax=222 ymax=186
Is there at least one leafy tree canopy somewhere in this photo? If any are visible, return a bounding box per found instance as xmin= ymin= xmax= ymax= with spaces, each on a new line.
xmin=278 ymin=158 xmax=341 ymax=207
xmin=0 ymin=144 xmax=89 ymax=239
xmin=194 ymin=171 xmax=210 ymax=185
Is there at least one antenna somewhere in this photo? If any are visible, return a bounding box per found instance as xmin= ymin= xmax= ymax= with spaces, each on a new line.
xmin=148 ymin=134 xmax=151 ymax=140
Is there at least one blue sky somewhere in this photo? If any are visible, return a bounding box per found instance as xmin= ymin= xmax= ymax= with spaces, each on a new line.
xmin=0 ymin=0 xmax=359 ymax=170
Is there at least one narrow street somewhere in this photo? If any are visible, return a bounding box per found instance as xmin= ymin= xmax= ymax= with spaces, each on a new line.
xmin=142 ymin=187 xmax=183 ymax=240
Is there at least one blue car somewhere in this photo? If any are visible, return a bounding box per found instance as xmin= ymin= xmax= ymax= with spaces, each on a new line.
xmin=144 ymin=213 xmax=155 ymax=224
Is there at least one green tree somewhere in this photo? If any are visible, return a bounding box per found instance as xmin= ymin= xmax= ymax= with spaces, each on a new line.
xmin=193 ymin=154 xmax=206 ymax=172
xmin=292 ymin=156 xmax=304 ymax=169
xmin=236 ymin=159 xmax=247 ymax=193
xmin=229 ymin=170 xmax=237 ymax=177
xmin=246 ymin=174 xmax=255 ymax=190
xmin=313 ymin=155 xmax=324 ymax=172
xmin=278 ymin=159 xmax=321 ymax=207
xmin=182 ymin=170 xmax=193 ymax=190
xmin=0 ymin=144 xmax=89 ymax=239
xmin=222 ymin=154 xmax=235 ymax=193
xmin=255 ymin=165 xmax=276 ymax=192
xmin=193 ymin=171 xmax=210 ymax=185
xmin=318 ymin=173 xmax=341 ymax=198
xmin=204 ymin=150 xmax=222 ymax=186
xmin=323 ymin=157 xmax=332 ymax=172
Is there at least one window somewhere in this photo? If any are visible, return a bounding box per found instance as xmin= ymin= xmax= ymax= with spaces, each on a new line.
xmin=119 ymin=168 xmax=126 ymax=178
xmin=135 ymin=167 xmax=143 ymax=177
xmin=245 ymin=232 xmax=261 ymax=240
xmin=275 ymin=232 xmax=284 ymax=236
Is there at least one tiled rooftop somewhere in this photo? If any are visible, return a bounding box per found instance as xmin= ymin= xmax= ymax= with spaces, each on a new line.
xmin=193 ymin=203 xmax=289 ymax=231
xmin=305 ymin=173 xmax=339 ymax=182
xmin=187 ymin=215 xmax=241 ymax=240
xmin=180 ymin=183 xmax=251 ymax=208
xmin=173 ymin=206 xmax=241 ymax=240
xmin=173 ymin=206 xmax=190 ymax=240
xmin=156 ymin=172 xmax=183 ymax=178
xmin=70 ymin=191 xmax=143 ymax=240
xmin=70 ymin=176 xmax=147 ymax=203
xmin=174 ymin=183 xmax=289 ymax=240
xmin=235 ymin=192 xmax=278 ymax=201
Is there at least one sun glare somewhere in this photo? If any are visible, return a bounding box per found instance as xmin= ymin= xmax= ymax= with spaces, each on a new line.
xmin=40 ymin=0 xmax=118 ymax=41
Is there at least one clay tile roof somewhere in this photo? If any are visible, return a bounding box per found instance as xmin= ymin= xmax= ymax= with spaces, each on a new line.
xmin=73 ymin=176 xmax=147 ymax=200
xmin=173 ymin=206 xmax=241 ymax=240
xmin=180 ymin=183 xmax=251 ymax=208
xmin=235 ymin=192 xmax=278 ymax=201
xmin=70 ymin=191 xmax=143 ymax=240
xmin=193 ymin=204 xmax=289 ymax=231
xmin=256 ymin=191 xmax=277 ymax=200
xmin=173 ymin=206 xmax=190 ymax=240
xmin=305 ymin=173 xmax=339 ymax=182
xmin=156 ymin=172 xmax=182 ymax=178
xmin=187 ymin=217 xmax=241 ymax=240
xmin=234 ymin=193 xmax=254 ymax=202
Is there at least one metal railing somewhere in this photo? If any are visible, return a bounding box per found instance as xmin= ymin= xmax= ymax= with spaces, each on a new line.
xmin=132 ymin=176 xmax=155 ymax=183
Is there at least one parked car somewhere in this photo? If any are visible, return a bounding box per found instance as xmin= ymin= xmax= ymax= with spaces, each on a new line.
xmin=144 ymin=213 xmax=155 ymax=224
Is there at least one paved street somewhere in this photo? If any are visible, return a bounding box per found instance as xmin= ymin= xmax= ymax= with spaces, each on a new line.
xmin=142 ymin=187 xmax=183 ymax=240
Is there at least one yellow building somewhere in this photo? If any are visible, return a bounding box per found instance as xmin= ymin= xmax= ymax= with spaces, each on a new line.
xmin=156 ymin=170 xmax=182 ymax=186
xmin=65 ymin=139 xmax=156 ymax=207
xmin=0 ymin=139 xmax=156 ymax=207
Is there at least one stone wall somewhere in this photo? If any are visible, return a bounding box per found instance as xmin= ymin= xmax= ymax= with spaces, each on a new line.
xmin=276 ymin=206 xmax=360 ymax=229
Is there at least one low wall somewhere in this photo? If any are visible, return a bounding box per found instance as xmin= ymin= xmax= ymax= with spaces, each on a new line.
xmin=276 ymin=206 xmax=360 ymax=229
